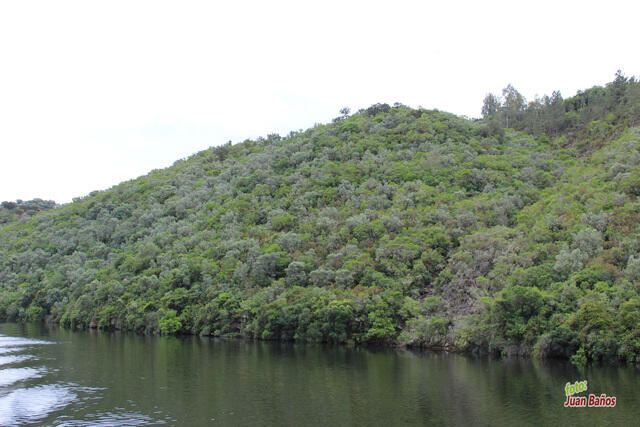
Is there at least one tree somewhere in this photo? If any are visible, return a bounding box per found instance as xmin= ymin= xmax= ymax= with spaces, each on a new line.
xmin=609 ymin=69 xmax=627 ymax=108
xmin=545 ymin=90 xmax=564 ymax=135
xmin=501 ymin=84 xmax=526 ymax=128
xmin=481 ymin=93 xmax=500 ymax=118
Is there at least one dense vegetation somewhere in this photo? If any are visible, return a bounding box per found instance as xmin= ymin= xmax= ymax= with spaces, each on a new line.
xmin=1 ymin=73 xmax=639 ymax=365
xmin=0 ymin=199 xmax=56 ymax=224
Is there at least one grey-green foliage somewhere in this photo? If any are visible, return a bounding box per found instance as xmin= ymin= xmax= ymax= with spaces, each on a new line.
xmin=285 ymin=262 xmax=307 ymax=287
xmin=277 ymin=233 xmax=301 ymax=253
xmin=573 ymin=228 xmax=603 ymax=255
xmin=309 ymin=268 xmax=334 ymax=287
xmin=624 ymin=255 xmax=640 ymax=282
xmin=555 ymin=248 xmax=587 ymax=276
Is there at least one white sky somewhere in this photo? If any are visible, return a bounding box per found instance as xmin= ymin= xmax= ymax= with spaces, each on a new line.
xmin=1 ymin=0 xmax=639 ymax=203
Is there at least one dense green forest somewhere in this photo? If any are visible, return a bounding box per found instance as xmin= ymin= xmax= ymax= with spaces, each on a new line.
xmin=1 ymin=73 xmax=639 ymax=365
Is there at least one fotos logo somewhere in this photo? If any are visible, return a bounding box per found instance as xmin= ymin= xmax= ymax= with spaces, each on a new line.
xmin=564 ymin=380 xmax=616 ymax=408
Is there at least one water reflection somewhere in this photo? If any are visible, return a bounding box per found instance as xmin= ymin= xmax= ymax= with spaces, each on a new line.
xmin=1 ymin=324 xmax=639 ymax=426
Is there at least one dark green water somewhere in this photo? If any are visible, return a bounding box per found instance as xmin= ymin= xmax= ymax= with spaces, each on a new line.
xmin=0 ymin=323 xmax=639 ymax=426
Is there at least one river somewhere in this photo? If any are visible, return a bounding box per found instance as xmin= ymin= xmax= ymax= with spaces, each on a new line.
xmin=0 ymin=322 xmax=638 ymax=426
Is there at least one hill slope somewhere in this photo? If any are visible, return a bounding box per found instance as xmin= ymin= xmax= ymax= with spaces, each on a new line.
xmin=1 ymin=77 xmax=640 ymax=364
xmin=0 ymin=199 xmax=56 ymax=224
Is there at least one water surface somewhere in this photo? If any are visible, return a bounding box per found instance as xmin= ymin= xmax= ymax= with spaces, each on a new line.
xmin=0 ymin=323 xmax=638 ymax=426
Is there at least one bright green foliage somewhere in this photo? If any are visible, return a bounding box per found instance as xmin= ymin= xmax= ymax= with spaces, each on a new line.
xmin=159 ymin=310 xmax=182 ymax=334
xmin=1 ymin=74 xmax=640 ymax=365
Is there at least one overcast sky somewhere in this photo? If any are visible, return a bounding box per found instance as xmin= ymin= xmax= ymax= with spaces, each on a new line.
xmin=1 ymin=0 xmax=639 ymax=203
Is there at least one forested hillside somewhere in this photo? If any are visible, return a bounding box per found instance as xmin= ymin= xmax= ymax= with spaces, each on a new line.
xmin=0 ymin=199 xmax=56 ymax=224
xmin=1 ymin=73 xmax=639 ymax=365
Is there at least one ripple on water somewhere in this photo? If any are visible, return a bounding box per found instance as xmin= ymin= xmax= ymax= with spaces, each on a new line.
xmin=0 ymin=347 xmax=23 ymax=355
xmin=0 ymin=335 xmax=53 ymax=357
xmin=57 ymin=411 xmax=168 ymax=426
xmin=0 ymin=336 xmax=53 ymax=348
xmin=0 ymin=384 xmax=76 ymax=426
xmin=0 ymin=355 xmax=34 ymax=367
xmin=0 ymin=367 xmax=45 ymax=387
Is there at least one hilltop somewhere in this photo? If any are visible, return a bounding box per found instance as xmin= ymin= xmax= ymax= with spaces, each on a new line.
xmin=0 ymin=199 xmax=56 ymax=224
xmin=1 ymin=73 xmax=639 ymax=365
